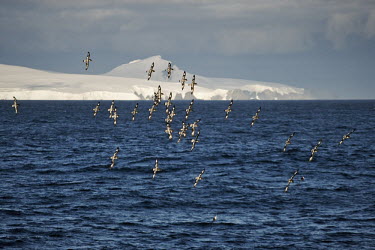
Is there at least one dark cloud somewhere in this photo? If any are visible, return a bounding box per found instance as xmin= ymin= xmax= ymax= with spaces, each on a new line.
xmin=1 ymin=0 xmax=374 ymax=54
xmin=0 ymin=0 xmax=374 ymax=98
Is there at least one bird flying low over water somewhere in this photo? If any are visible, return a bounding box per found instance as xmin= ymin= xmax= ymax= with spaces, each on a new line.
xmin=179 ymin=71 xmax=187 ymax=90
xmin=165 ymin=123 xmax=173 ymax=140
xmin=131 ymin=103 xmax=139 ymax=121
xmin=191 ymin=131 xmax=200 ymax=151
xmin=93 ymin=102 xmax=100 ymax=117
xmin=309 ymin=139 xmax=322 ymax=162
xmin=12 ymin=96 xmax=19 ymax=114
xmin=225 ymin=99 xmax=233 ymax=119
xmin=165 ymin=62 xmax=174 ymax=79
xmin=147 ymin=62 xmax=155 ymax=80
xmin=284 ymin=169 xmax=298 ymax=192
xmin=170 ymin=105 xmax=176 ymax=120
xmin=153 ymin=92 xmax=159 ymax=105
xmin=148 ymin=104 xmax=157 ymax=120
xmin=251 ymin=107 xmax=261 ymax=127
xmin=185 ymin=99 xmax=194 ymax=120
xmin=190 ymin=119 xmax=201 ymax=136
xmin=185 ymin=111 xmax=190 ymax=121
xmin=165 ymin=106 xmax=176 ymax=124
xmin=339 ymin=129 xmax=356 ymax=145
xmin=108 ymin=100 xmax=115 ymax=118
xmin=110 ymin=147 xmax=120 ymax=169
xmin=112 ymin=107 xmax=119 ymax=126
xmin=212 ymin=215 xmax=217 ymax=223
xmin=164 ymin=92 xmax=173 ymax=111
xmin=157 ymin=85 xmax=164 ymax=104
xmin=83 ymin=52 xmax=92 ymax=70
xmin=152 ymin=159 xmax=160 ymax=179
xmin=189 ymin=75 xmax=197 ymax=94
xmin=194 ymin=169 xmax=205 ymax=187
xmin=189 ymin=99 xmax=195 ymax=107
xmin=177 ymin=122 xmax=189 ymax=143
xmin=283 ymin=132 xmax=296 ymax=152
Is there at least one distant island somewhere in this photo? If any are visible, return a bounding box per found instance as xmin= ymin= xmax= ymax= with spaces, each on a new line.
xmin=0 ymin=55 xmax=313 ymax=100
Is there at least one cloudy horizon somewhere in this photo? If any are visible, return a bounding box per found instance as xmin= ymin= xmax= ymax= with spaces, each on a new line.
xmin=1 ymin=0 xmax=374 ymax=99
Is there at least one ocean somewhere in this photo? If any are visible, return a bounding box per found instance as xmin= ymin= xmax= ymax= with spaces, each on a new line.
xmin=1 ymin=100 xmax=374 ymax=249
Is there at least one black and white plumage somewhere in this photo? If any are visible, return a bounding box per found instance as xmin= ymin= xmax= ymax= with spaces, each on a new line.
xmin=177 ymin=122 xmax=189 ymax=143
xmin=93 ymin=102 xmax=100 ymax=117
xmin=112 ymin=107 xmax=119 ymax=126
xmin=165 ymin=106 xmax=176 ymax=124
xmin=309 ymin=139 xmax=322 ymax=162
xmin=250 ymin=107 xmax=261 ymax=127
xmin=224 ymin=99 xmax=233 ymax=119
xmin=156 ymin=85 xmax=164 ymax=104
xmin=109 ymin=147 xmax=120 ymax=169
xmin=170 ymin=105 xmax=176 ymax=119
xmin=164 ymin=92 xmax=173 ymax=112
xmin=189 ymin=99 xmax=195 ymax=107
xmin=212 ymin=215 xmax=217 ymax=223
xmin=191 ymin=131 xmax=200 ymax=151
xmin=148 ymin=104 xmax=157 ymax=120
xmin=165 ymin=123 xmax=173 ymax=140
xmin=108 ymin=100 xmax=115 ymax=118
xmin=165 ymin=62 xmax=174 ymax=79
xmin=185 ymin=99 xmax=194 ymax=120
xmin=147 ymin=62 xmax=155 ymax=80
xmin=165 ymin=115 xmax=172 ymax=124
xmin=83 ymin=52 xmax=92 ymax=70
xmin=284 ymin=170 xmax=298 ymax=192
xmin=153 ymin=92 xmax=159 ymax=106
xmin=193 ymin=169 xmax=205 ymax=187
xmin=190 ymin=119 xmax=201 ymax=136
xmin=189 ymin=75 xmax=197 ymax=94
xmin=339 ymin=129 xmax=356 ymax=145
xmin=131 ymin=103 xmax=139 ymax=121
xmin=152 ymin=159 xmax=160 ymax=179
xmin=179 ymin=71 xmax=187 ymax=90
xmin=151 ymin=86 xmax=163 ymax=106
xmin=12 ymin=96 xmax=19 ymax=114
xmin=283 ymin=132 xmax=296 ymax=152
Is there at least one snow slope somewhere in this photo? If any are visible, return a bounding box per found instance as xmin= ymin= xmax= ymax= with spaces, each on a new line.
xmin=0 ymin=55 xmax=313 ymax=100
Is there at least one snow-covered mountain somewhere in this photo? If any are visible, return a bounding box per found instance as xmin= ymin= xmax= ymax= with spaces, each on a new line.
xmin=0 ymin=55 xmax=313 ymax=100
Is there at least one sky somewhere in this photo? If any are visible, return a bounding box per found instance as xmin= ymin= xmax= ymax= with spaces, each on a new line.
xmin=0 ymin=0 xmax=374 ymax=99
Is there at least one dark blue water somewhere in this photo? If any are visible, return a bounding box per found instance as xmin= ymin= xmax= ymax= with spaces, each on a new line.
xmin=1 ymin=100 xmax=374 ymax=249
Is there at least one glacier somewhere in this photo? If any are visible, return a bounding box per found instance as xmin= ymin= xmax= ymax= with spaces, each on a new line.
xmin=0 ymin=55 xmax=313 ymax=100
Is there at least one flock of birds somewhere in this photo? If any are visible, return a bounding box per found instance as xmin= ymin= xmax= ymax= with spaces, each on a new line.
xmin=85 ymin=52 xmax=357 ymax=194
xmin=89 ymin=95 xmax=355 ymax=192
xmin=8 ymin=53 xmax=357 ymax=223
xmin=146 ymin=61 xmax=198 ymax=94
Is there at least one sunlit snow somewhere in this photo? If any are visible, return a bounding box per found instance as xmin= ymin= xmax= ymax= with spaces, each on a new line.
xmin=0 ymin=56 xmax=312 ymax=100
